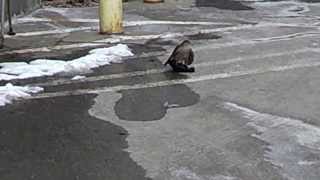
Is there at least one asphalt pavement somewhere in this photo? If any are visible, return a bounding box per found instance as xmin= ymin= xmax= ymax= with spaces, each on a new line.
xmin=1 ymin=0 xmax=320 ymax=180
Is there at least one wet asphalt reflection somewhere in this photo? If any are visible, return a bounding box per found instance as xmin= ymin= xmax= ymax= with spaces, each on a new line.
xmin=114 ymin=83 xmax=200 ymax=121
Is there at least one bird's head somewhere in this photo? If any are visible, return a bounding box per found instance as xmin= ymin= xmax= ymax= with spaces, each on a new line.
xmin=181 ymin=40 xmax=191 ymax=45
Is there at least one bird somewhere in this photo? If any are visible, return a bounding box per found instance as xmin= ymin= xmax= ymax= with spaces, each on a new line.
xmin=164 ymin=40 xmax=195 ymax=72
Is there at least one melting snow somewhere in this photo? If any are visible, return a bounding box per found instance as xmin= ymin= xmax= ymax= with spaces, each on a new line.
xmin=0 ymin=83 xmax=43 ymax=106
xmin=0 ymin=44 xmax=134 ymax=106
xmin=71 ymin=75 xmax=86 ymax=80
xmin=0 ymin=44 xmax=134 ymax=81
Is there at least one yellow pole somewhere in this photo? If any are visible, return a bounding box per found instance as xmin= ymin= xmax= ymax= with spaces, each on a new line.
xmin=99 ymin=0 xmax=123 ymax=34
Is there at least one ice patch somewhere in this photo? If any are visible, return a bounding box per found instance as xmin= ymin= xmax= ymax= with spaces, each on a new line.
xmin=298 ymin=161 xmax=319 ymax=166
xmin=224 ymin=102 xmax=320 ymax=150
xmin=252 ymin=1 xmax=311 ymax=17
xmin=223 ymin=102 xmax=320 ymax=180
xmin=0 ymin=83 xmax=43 ymax=106
xmin=0 ymin=44 xmax=134 ymax=81
xmin=15 ymin=17 xmax=51 ymax=24
xmin=170 ymin=167 xmax=240 ymax=180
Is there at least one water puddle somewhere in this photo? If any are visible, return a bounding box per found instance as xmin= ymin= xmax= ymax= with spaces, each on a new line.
xmin=114 ymin=84 xmax=200 ymax=121
xmin=187 ymin=33 xmax=222 ymax=40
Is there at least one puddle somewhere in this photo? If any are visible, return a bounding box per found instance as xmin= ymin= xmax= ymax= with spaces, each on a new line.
xmin=114 ymin=83 xmax=200 ymax=121
xmin=196 ymin=0 xmax=254 ymax=10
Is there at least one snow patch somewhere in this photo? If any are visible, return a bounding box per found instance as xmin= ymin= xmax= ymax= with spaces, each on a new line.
xmin=0 ymin=83 xmax=43 ymax=106
xmin=71 ymin=75 xmax=86 ymax=80
xmin=15 ymin=17 xmax=51 ymax=24
xmin=0 ymin=44 xmax=134 ymax=81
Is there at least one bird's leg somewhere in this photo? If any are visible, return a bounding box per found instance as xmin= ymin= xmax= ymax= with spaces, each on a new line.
xmin=172 ymin=63 xmax=194 ymax=73
xmin=187 ymin=67 xmax=195 ymax=72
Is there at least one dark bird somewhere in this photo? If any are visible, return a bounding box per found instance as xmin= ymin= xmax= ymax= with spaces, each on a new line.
xmin=164 ymin=40 xmax=195 ymax=72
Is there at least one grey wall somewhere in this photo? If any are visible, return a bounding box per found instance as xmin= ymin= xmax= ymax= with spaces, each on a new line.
xmin=1 ymin=0 xmax=41 ymax=18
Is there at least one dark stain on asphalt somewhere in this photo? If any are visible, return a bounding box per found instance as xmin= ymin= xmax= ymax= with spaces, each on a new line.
xmin=196 ymin=0 xmax=254 ymax=10
xmin=127 ymin=43 xmax=166 ymax=55
xmin=145 ymin=33 xmax=222 ymax=44
xmin=145 ymin=38 xmax=178 ymax=46
xmin=114 ymin=80 xmax=200 ymax=121
xmin=186 ymin=33 xmax=222 ymax=40
xmin=0 ymin=95 xmax=151 ymax=180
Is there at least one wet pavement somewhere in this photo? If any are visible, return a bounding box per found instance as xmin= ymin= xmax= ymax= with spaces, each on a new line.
xmin=2 ymin=0 xmax=320 ymax=180
xmin=115 ymin=84 xmax=200 ymax=121
xmin=0 ymin=95 xmax=151 ymax=180
xmin=195 ymin=0 xmax=254 ymax=10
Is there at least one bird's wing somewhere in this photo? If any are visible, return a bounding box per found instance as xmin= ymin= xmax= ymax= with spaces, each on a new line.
xmin=164 ymin=44 xmax=181 ymax=65
xmin=186 ymin=49 xmax=194 ymax=65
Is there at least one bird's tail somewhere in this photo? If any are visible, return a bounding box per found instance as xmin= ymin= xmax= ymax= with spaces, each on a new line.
xmin=164 ymin=59 xmax=170 ymax=66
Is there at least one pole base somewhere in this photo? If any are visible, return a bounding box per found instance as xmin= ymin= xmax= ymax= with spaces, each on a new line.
xmin=7 ymin=31 xmax=16 ymax=36
xmin=0 ymin=36 xmax=4 ymax=49
xmin=99 ymin=31 xmax=124 ymax=35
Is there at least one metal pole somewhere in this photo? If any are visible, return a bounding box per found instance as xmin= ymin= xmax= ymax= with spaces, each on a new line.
xmin=99 ymin=0 xmax=123 ymax=34
xmin=0 ymin=0 xmax=5 ymax=48
xmin=7 ymin=0 xmax=15 ymax=36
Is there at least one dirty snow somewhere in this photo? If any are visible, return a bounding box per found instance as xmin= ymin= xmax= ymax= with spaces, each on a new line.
xmin=71 ymin=75 xmax=86 ymax=80
xmin=0 ymin=44 xmax=134 ymax=81
xmin=0 ymin=44 xmax=133 ymax=106
xmin=0 ymin=83 xmax=43 ymax=106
